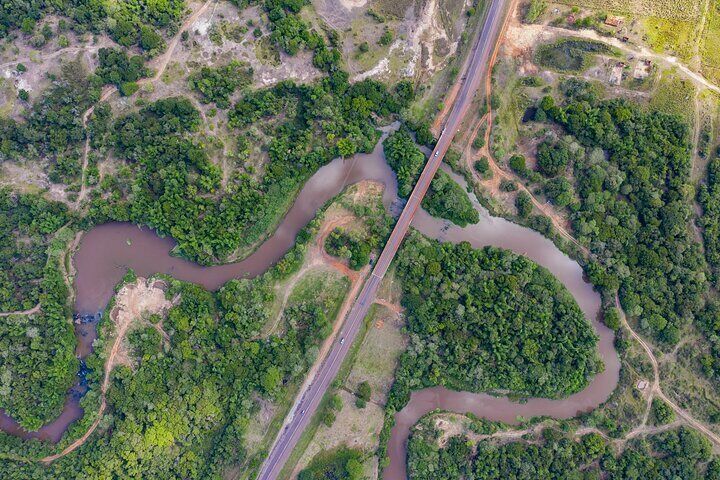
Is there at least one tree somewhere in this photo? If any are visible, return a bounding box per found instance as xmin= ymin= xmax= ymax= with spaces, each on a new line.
xmin=357 ymin=381 xmax=371 ymax=402
xmin=536 ymin=139 xmax=570 ymax=177
xmin=515 ymin=191 xmax=532 ymax=218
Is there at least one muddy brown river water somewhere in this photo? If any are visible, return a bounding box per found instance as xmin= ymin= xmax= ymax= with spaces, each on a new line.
xmin=0 ymin=132 xmax=619 ymax=479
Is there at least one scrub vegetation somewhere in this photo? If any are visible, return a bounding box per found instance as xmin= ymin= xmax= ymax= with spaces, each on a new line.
xmin=408 ymin=422 xmax=719 ymax=479
xmin=0 ymin=0 xmax=185 ymax=54
xmin=535 ymin=38 xmax=617 ymax=73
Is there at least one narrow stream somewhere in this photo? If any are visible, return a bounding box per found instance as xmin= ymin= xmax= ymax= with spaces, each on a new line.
xmin=0 ymin=131 xmax=619 ymax=480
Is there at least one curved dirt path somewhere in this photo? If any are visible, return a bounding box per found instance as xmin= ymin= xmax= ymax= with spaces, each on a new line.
xmin=616 ymin=295 xmax=720 ymax=449
xmin=0 ymin=304 xmax=40 ymax=317
xmin=469 ymin=2 xmax=586 ymax=253
xmin=41 ymin=280 xmax=175 ymax=463
xmin=76 ymin=0 xmax=214 ymax=208
xmin=511 ymin=22 xmax=720 ymax=95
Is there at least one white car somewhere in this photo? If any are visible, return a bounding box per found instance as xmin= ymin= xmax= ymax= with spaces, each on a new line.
xmin=340 ymin=337 xmax=345 ymax=345
xmin=434 ymin=152 xmax=439 ymax=157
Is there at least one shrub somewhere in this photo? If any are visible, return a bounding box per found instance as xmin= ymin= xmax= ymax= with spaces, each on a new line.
xmin=472 ymin=130 xmax=486 ymax=149
xmin=509 ymin=154 xmax=527 ymax=175
xmin=535 ymin=38 xmax=616 ymax=73
xmin=474 ymin=157 xmax=490 ymax=175
xmin=379 ymin=28 xmax=393 ymax=46
xmin=500 ymin=179 xmax=518 ymax=192
xmin=524 ymin=0 xmax=547 ymax=23
xmin=515 ymin=191 xmax=532 ymax=218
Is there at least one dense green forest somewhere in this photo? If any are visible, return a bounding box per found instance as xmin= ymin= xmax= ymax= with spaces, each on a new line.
xmin=408 ymin=422 xmax=719 ymax=479
xmin=0 ymin=226 xmax=77 ymax=431
xmin=0 ymin=190 xmax=70 ymax=311
xmin=0 ymin=190 xmax=76 ymax=430
xmin=325 ymin=228 xmax=373 ymax=270
xmin=383 ymin=129 xmax=427 ymax=197
xmin=95 ymin=48 xmax=150 ymax=95
xmin=535 ymin=84 xmax=706 ymax=344
xmin=386 ymin=232 xmax=600 ymax=410
xmin=422 ymin=170 xmax=479 ymax=227
xmin=698 ymin=156 xmax=720 ymax=285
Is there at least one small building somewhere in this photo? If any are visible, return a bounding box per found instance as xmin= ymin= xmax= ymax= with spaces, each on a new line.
xmin=605 ymin=15 xmax=623 ymax=27
xmin=609 ymin=62 xmax=625 ymax=85
xmin=633 ymin=59 xmax=651 ymax=79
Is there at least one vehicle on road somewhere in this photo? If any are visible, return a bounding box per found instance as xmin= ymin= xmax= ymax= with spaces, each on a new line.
xmin=340 ymin=337 xmax=345 ymax=345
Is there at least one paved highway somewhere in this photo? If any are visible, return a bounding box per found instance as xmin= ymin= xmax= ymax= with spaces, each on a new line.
xmin=256 ymin=0 xmax=508 ymax=478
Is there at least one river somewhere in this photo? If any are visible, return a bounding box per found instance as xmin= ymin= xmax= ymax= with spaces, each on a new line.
xmin=0 ymin=133 xmax=619 ymax=480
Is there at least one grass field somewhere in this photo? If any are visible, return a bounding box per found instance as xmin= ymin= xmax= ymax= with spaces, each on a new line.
xmin=701 ymin=1 xmax=720 ymax=85
xmin=554 ymin=0 xmax=701 ymax=21
xmin=285 ymin=302 xmax=407 ymax=479
xmin=649 ymin=70 xmax=696 ymax=124
xmin=642 ymin=17 xmax=697 ymax=62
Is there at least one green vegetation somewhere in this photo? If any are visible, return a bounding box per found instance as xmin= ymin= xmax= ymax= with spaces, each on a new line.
xmin=0 ymin=225 xmax=77 ymax=431
xmin=472 ymin=130 xmax=486 ymax=149
xmin=325 ymin=228 xmax=372 ymax=270
xmin=323 ymin=184 xmax=391 ymax=271
xmin=88 ymin=76 xmax=409 ymax=264
xmin=515 ymin=190 xmax=532 ymax=218
xmin=535 ymin=38 xmax=617 ymax=73
xmin=0 ymin=190 xmax=70 ymax=311
xmin=649 ymin=73 xmax=695 ymax=123
xmin=650 ymin=398 xmax=675 ymax=425
xmin=696 ymin=300 xmax=720 ymax=380
xmin=0 ymin=59 xmax=101 ymax=185
xmin=189 ymin=61 xmax=253 ymax=109
xmin=474 ymin=157 xmax=490 ymax=176
xmin=536 ymin=90 xmax=705 ymax=345
xmin=383 ymin=129 xmax=426 ymax=198
xmin=387 ymin=232 xmax=600 ymax=408
xmin=543 ymin=177 xmax=574 ymax=207
xmin=643 ymin=17 xmax=696 ymax=62
xmin=536 ymin=139 xmax=570 ymax=177
xmin=408 ymin=423 xmax=719 ymax=479
xmin=0 ymin=232 xmax=345 ymax=476
xmin=355 ymin=380 xmax=371 ymax=408
xmin=697 ymin=156 xmax=720 ymax=284
xmin=523 ymin=0 xmax=546 ymax=23
xmin=383 ymin=130 xmax=477 ymax=225
xmin=0 ymin=0 xmax=184 ymax=53
xmin=299 ymin=447 xmax=364 ymax=480
xmin=95 ymin=48 xmax=150 ymax=95
xmin=421 ymin=171 xmax=479 ymax=227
